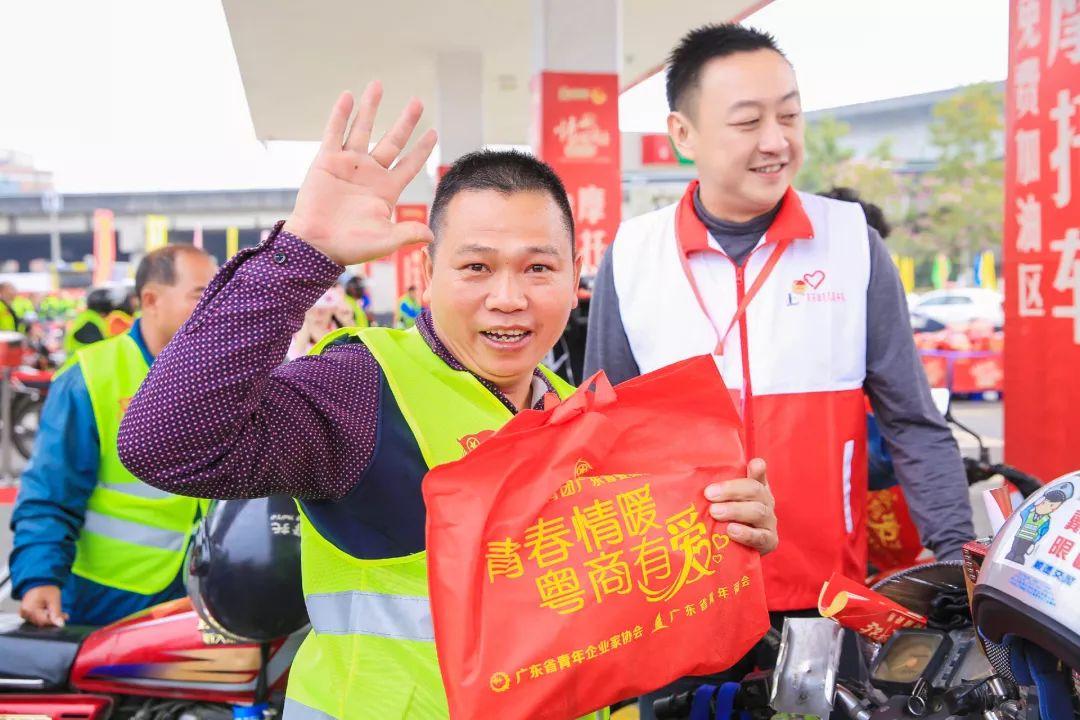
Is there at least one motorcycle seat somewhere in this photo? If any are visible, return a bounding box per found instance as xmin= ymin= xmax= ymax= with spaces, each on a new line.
xmin=0 ymin=613 xmax=97 ymax=690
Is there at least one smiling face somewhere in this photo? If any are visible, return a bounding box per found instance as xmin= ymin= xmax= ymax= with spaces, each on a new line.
xmin=424 ymin=189 xmax=580 ymax=405
xmin=668 ymin=48 xmax=804 ymax=222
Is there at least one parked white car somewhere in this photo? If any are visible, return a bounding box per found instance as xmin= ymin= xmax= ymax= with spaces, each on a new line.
xmin=909 ymin=288 xmax=1004 ymax=328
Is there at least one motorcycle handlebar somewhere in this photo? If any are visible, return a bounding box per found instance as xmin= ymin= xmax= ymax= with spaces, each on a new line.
xmin=652 ymin=690 xmax=695 ymax=720
xmin=990 ymin=465 xmax=1042 ymax=497
xmin=963 ymin=457 xmax=1042 ymax=497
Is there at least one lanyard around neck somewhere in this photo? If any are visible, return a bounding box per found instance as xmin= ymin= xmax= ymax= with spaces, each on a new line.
xmin=675 ymin=199 xmax=793 ymax=356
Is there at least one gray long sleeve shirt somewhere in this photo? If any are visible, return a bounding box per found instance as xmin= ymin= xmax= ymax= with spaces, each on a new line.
xmin=584 ymin=193 xmax=974 ymax=563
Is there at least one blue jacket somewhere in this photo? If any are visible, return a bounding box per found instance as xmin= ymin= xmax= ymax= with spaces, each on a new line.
xmin=9 ymin=321 xmax=186 ymax=625
xmin=867 ymin=413 xmax=897 ymax=491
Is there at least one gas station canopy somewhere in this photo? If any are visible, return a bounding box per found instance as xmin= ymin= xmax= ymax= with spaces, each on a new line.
xmin=223 ymin=0 xmax=768 ymax=145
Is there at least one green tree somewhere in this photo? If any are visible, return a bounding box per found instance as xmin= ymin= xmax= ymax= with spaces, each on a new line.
xmin=835 ymin=138 xmax=904 ymax=214
xmin=796 ymin=115 xmax=854 ymax=193
xmin=922 ymin=82 xmax=1004 ymax=272
xmin=795 ymin=84 xmax=1003 ymax=287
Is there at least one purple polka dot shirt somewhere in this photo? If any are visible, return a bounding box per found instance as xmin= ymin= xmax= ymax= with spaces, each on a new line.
xmin=117 ymin=222 xmax=554 ymax=501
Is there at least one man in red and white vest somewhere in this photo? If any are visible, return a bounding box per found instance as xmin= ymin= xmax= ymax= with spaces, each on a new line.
xmin=585 ymin=25 xmax=973 ymax=712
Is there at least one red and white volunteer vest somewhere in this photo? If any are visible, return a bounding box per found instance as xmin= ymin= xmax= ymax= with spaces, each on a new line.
xmin=611 ymin=182 xmax=871 ymax=611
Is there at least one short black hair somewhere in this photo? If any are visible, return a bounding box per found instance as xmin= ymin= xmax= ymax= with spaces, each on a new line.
xmin=428 ymin=150 xmax=575 ymax=255
xmin=821 ymin=187 xmax=892 ymax=239
xmin=135 ymin=244 xmax=212 ymax=298
xmin=667 ymin=23 xmax=785 ymax=114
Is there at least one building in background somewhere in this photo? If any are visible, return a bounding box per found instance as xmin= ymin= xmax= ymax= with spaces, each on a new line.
xmin=0 ymin=187 xmax=414 ymax=316
xmin=0 ymin=82 xmax=1003 ymax=294
xmin=0 ymin=150 xmax=54 ymax=196
xmin=803 ymin=82 xmax=1004 ymax=172
xmin=620 ymin=81 xmax=1006 ymax=217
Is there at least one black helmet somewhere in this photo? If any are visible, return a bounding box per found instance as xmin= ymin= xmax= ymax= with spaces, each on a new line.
xmin=114 ymin=287 xmax=137 ymax=315
xmin=85 ymin=284 xmax=135 ymax=315
xmin=84 ymin=287 xmax=114 ymax=315
xmin=185 ymin=496 xmax=308 ymax=643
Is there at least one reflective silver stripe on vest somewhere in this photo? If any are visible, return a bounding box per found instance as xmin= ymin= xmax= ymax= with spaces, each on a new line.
xmin=305 ymin=590 xmax=434 ymax=641
xmin=82 ymin=510 xmax=186 ymax=552
xmin=100 ymin=480 xmax=174 ymax=500
xmin=283 ymin=698 xmax=339 ymax=720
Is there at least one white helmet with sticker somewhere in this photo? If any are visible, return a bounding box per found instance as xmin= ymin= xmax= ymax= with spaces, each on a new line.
xmin=973 ymin=472 xmax=1080 ymax=717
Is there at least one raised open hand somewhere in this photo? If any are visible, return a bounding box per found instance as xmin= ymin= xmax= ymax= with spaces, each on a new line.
xmin=283 ymin=81 xmax=438 ymax=266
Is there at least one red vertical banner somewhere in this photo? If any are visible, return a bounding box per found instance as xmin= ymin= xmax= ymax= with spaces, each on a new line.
xmin=393 ymin=204 xmax=430 ymax=300
xmin=534 ymin=72 xmax=621 ymax=277
xmin=1004 ymin=0 xmax=1080 ymax=481
xmin=92 ymin=209 xmax=116 ymax=286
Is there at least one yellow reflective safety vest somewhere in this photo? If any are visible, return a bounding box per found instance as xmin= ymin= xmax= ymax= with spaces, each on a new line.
xmin=285 ymin=327 xmax=605 ymax=720
xmin=343 ymin=295 xmax=369 ymax=329
xmin=64 ymin=334 xmax=206 ymax=594
xmin=105 ymin=309 xmax=135 ymax=337
xmin=64 ymin=310 xmax=109 ymax=356
xmin=394 ymin=295 xmax=422 ymax=329
xmin=0 ymin=301 xmax=18 ymax=332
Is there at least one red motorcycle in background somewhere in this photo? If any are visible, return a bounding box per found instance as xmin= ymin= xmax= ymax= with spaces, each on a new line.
xmin=3 ymin=317 xmax=65 ymax=460
xmin=0 ymin=495 xmax=309 ymax=720
xmin=7 ymin=367 xmax=52 ymax=460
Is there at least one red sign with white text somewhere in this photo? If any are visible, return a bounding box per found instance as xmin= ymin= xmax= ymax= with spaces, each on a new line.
xmin=1004 ymin=0 xmax=1080 ymax=481
xmin=393 ymin=204 xmax=429 ymax=301
xmin=534 ymin=72 xmax=621 ymax=277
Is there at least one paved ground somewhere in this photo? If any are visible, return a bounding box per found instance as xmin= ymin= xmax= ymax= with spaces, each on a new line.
xmin=0 ymin=399 xmax=1006 ymax=614
xmin=949 ymin=398 xmax=1004 ymax=462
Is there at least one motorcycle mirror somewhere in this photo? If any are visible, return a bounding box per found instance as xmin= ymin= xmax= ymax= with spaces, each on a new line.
xmin=770 ymin=617 xmax=845 ymax=719
xmin=930 ymin=387 xmax=952 ymax=418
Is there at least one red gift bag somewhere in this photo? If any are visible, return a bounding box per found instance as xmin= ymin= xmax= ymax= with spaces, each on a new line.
xmin=423 ymin=356 xmax=770 ymax=720
xmin=866 ymin=486 xmax=927 ymax=572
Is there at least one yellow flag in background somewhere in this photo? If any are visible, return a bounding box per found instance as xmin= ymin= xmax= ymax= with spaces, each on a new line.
xmin=145 ymin=215 xmax=169 ymax=252
xmin=979 ymin=250 xmax=997 ymax=291
xmin=92 ymin=209 xmax=116 ymax=286
xmin=889 ymin=255 xmax=915 ymax=295
xmin=226 ymin=227 xmax=240 ymax=259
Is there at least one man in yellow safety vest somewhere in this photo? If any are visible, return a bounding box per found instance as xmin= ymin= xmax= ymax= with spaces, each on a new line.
xmin=10 ymin=244 xmax=217 ymax=626
xmin=117 ymin=83 xmax=779 ymax=719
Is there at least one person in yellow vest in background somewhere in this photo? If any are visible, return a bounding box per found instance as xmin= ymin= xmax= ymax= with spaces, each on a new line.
xmin=395 ymin=285 xmax=422 ymax=328
xmin=8 ymin=289 xmax=36 ymax=334
xmin=12 ymin=294 xmax=36 ymax=322
xmin=343 ymin=275 xmax=371 ymax=328
xmin=10 ymin=244 xmax=217 ymax=627
xmin=61 ymin=294 xmax=78 ymax=319
xmin=63 ymin=287 xmax=114 ymax=356
xmin=38 ymin=293 xmax=60 ymax=321
xmin=117 ymin=84 xmax=778 ymax=720
xmin=0 ymin=282 xmax=23 ymax=333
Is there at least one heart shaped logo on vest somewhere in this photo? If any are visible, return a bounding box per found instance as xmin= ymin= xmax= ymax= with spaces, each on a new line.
xmin=803 ymin=270 xmax=826 ymax=289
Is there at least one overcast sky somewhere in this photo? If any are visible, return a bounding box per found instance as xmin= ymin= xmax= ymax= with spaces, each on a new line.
xmin=0 ymin=0 xmax=1008 ymax=194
